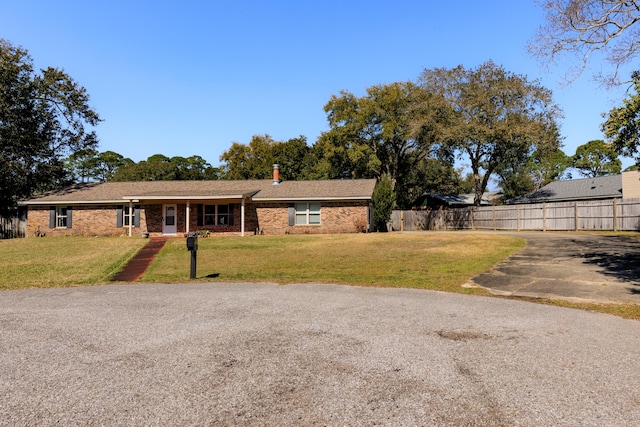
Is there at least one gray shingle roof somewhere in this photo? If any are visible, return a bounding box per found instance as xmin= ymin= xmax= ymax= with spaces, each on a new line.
xmin=21 ymin=179 xmax=377 ymax=204
xmin=508 ymin=175 xmax=622 ymax=204
xmin=253 ymin=179 xmax=377 ymax=200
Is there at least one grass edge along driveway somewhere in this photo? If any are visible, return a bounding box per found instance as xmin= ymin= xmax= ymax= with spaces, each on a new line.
xmin=4 ymin=233 xmax=640 ymax=320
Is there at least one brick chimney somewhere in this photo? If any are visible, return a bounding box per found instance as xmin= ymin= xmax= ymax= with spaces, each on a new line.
xmin=272 ymin=164 xmax=280 ymax=185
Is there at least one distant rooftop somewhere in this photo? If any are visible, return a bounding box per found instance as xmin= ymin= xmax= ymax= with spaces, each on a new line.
xmin=508 ymin=175 xmax=622 ymax=204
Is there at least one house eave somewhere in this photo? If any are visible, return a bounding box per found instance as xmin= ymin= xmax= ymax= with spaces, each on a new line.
xmin=21 ymin=194 xmax=255 ymax=205
xmin=252 ymin=196 xmax=372 ymax=202
xmin=20 ymin=199 xmax=126 ymax=206
xmin=121 ymin=194 xmax=249 ymax=201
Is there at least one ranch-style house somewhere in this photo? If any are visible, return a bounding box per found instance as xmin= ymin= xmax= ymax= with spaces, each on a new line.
xmin=20 ymin=170 xmax=376 ymax=237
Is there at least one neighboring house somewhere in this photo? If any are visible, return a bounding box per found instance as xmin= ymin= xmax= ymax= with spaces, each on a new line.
xmin=20 ymin=169 xmax=376 ymax=237
xmin=413 ymin=192 xmax=499 ymax=208
xmin=507 ymin=174 xmax=623 ymax=204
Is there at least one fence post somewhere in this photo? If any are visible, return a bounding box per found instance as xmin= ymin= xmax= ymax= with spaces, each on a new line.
xmin=516 ymin=205 xmax=521 ymax=231
xmin=493 ymin=206 xmax=496 ymax=231
xmin=574 ymin=201 xmax=579 ymax=231
xmin=470 ymin=207 xmax=475 ymax=230
xmin=543 ymin=202 xmax=547 ymax=232
xmin=613 ymin=199 xmax=618 ymax=231
xmin=400 ymin=210 xmax=404 ymax=232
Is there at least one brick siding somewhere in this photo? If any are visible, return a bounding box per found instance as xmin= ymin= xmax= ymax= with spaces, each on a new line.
xmin=27 ymin=205 xmax=148 ymax=237
xmin=255 ymin=201 xmax=370 ymax=235
xmin=26 ymin=200 xmax=370 ymax=237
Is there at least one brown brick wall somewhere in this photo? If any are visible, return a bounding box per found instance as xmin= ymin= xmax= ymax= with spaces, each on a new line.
xmin=145 ymin=204 xmax=162 ymax=235
xmin=255 ymin=201 xmax=370 ymax=235
xmin=26 ymin=200 xmax=370 ymax=237
xmin=27 ymin=205 xmax=148 ymax=237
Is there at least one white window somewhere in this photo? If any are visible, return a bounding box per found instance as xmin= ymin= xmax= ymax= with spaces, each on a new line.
xmin=123 ymin=206 xmax=134 ymax=227
xmin=203 ymin=204 xmax=231 ymax=226
xmin=56 ymin=207 xmax=68 ymax=228
xmin=295 ymin=203 xmax=321 ymax=225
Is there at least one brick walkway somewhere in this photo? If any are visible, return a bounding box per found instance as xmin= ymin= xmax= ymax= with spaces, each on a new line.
xmin=111 ymin=237 xmax=170 ymax=282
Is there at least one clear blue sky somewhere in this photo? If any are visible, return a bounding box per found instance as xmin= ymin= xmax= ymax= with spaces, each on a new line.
xmin=2 ymin=0 xmax=634 ymax=170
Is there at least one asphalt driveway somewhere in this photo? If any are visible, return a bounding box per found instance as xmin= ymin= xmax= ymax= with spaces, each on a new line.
xmin=2 ymin=282 xmax=640 ymax=426
xmin=471 ymin=232 xmax=640 ymax=304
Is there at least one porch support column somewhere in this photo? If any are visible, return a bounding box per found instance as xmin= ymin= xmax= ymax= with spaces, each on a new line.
xmin=128 ymin=199 xmax=133 ymax=237
xmin=186 ymin=201 xmax=190 ymax=234
xmin=241 ymin=197 xmax=245 ymax=237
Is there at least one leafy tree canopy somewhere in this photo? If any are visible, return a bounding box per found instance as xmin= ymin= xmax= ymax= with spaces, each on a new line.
xmin=496 ymin=165 xmax=537 ymax=202
xmin=65 ymin=149 xmax=134 ymax=182
xmin=111 ymin=154 xmax=221 ymax=181
xmin=419 ymin=60 xmax=562 ymax=205
xmin=219 ymin=134 xmax=312 ymax=180
xmin=572 ymin=139 xmax=622 ymax=177
xmin=317 ymin=81 xmax=453 ymax=207
xmin=603 ymin=73 xmax=640 ymax=161
xmin=496 ymin=147 xmax=571 ymax=201
xmin=0 ymin=39 xmax=100 ymax=212
xmin=401 ymin=158 xmax=467 ymax=207
xmin=528 ymin=147 xmax=572 ymax=189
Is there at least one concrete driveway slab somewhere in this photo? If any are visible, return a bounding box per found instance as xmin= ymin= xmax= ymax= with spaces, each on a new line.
xmin=471 ymin=232 xmax=640 ymax=304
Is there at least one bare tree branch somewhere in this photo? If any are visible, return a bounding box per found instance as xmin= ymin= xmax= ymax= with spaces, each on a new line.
xmin=529 ymin=0 xmax=640 ymax=86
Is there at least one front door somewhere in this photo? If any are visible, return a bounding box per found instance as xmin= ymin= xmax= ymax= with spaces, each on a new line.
xmin=163 ymin=204 xmax=177 ymax=235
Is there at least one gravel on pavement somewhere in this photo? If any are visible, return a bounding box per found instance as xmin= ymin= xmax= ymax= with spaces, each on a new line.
xmin=2 ymin=282 xmax=640 ymax=426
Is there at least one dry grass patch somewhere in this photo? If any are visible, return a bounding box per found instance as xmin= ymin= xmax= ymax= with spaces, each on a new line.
xmin=143 ymin=233 xmax=525 ymax=294
xmin=0 ymin=237 xmax=147 ymax=289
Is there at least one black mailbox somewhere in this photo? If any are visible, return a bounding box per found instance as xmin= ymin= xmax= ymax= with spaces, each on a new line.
xmin=186 ymin=233 xmax=198 ymax=251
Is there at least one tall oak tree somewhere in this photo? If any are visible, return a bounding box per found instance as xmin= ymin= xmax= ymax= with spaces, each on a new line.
xmin=0 ymin=39 xmax=100 ymax=212
xmin=419 ymin=61 xmax=562 ymax=206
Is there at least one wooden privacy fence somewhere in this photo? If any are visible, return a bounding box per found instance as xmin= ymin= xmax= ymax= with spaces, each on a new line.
xmin=1 ymin=208 xmax=27 ymax=239
xmin=391 ymin=198 xmax=640 ymax=232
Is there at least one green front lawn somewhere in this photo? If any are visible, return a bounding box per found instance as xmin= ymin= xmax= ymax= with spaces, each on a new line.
xmin=0 ymin=237 xmax=147 ymax=289
xmin=143 ymin=233 xmax=524 ymax=295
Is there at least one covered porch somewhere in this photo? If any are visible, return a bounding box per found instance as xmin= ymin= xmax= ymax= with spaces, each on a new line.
xmin=120 ymin=192 xmax=259 ymax=237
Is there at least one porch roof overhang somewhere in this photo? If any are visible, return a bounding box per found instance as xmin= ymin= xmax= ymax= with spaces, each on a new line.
xmin=120 ymin=193 xmax=254 ymax=201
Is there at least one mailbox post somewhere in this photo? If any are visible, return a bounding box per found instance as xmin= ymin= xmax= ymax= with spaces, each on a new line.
xmin=186 ymin=232 xmax=198 ymax=279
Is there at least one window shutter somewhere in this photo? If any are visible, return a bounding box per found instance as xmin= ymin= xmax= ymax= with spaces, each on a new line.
xmin=134 ymin=205 xmax=140 ymax=227
xmin=197 ymin=204 xmax=203 ymax=226
xmin=288 ymin=205 xmax=295 ymax=226
xmin=229 ymin=204 xmax=234 ymax=226
xmin=66 ymin=206 xmax=72 ymax=229
xmin=49 ymin=207 xmax=56 ymax=229
xmin=116 ymin=206 xmax=123 ymax=228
